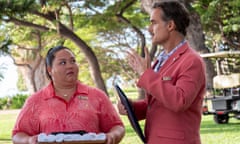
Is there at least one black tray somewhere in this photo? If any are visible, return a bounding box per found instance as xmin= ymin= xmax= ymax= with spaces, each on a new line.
xmin=114 ymin=84 xmax=146 ymax=143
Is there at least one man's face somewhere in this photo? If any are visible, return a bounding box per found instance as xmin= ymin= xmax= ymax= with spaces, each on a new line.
xmin=148 ymin=8 xmax=170 ymax=45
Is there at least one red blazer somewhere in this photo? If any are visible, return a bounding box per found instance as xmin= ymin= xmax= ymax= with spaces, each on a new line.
xmin=133 ymin=42 xmax=206 ymax=144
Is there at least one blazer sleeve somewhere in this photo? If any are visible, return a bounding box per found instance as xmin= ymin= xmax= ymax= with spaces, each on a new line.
xmin=132 ymin=99 xmax=148 ymax=120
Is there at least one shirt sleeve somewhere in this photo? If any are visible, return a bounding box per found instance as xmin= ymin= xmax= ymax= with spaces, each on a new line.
xmin=12 ymin=95 xmax=40 ymax=136
xmin=93 ymin=89 xmax=124 ymax=132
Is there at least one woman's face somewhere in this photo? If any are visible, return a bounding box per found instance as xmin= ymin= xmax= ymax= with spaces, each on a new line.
xmin=48 ymin=49 xmax=79 ymax=86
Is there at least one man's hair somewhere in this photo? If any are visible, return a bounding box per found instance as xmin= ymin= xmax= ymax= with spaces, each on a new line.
xmin=152 ymin=1 xmax=190 ymax=36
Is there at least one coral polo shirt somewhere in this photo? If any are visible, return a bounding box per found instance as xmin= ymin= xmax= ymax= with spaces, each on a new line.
xmin=12 ymin=81 xmax=123 ymax=136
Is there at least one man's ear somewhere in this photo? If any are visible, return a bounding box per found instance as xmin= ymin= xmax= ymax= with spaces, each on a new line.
xmin=167 ymin=20 xmax=176 ymax=31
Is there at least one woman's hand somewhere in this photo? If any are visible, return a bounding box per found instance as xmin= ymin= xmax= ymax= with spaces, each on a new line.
xmin=106 ymin=132 xmax=116 ymax=144
xmin=28 ymin=135 xmax=38 ymax=144
xmin=12 ymin=132 xmax=38 ymax=144
xmin=105 ymin=126 xmax=125 ymax=144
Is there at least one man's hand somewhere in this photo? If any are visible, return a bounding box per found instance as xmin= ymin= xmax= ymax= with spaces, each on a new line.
xmin=127 ymin=47 xmax=151 ymax=76
xmin=117 ymin=101 xmax=127 ymax=115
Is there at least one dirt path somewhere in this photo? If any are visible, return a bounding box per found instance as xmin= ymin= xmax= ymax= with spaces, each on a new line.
xmin=0 ymin=109 xmax=20 ymax=115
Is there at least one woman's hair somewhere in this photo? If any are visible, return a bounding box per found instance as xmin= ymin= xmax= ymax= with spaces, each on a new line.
xmin=45 ymin=45 xmax=71 ymax=80
xmin=152 ymin=1 xmax=190 ymax=36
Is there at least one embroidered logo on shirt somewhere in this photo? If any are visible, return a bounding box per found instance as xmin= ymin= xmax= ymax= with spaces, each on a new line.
xmin=78 ymin=95 xmax=89 ymax=108
xmin=78 ymin=95 xmax=88 ymax=100
xmin=162 ymin=76 xmax=172 ymax=81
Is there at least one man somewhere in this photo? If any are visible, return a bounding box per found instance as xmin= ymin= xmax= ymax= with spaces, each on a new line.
xmin=118 ymin=1 xmax=206 ymax=144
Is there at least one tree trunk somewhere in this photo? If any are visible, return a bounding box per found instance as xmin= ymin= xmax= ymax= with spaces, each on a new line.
xmin=33 ymin=59 xmax=49 ymax=90
xmin=186 ymin=11 xmax=215 ymax=89
xmin=18 ymin=59 xmax=48 ymax=94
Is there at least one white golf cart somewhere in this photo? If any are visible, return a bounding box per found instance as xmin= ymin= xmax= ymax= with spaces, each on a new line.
xmin=201 ymin=51 xmax=240 ymax=124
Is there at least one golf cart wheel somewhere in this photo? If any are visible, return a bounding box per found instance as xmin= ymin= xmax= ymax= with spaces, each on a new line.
xmin=214 ymin=114 xmax=229 ymax=124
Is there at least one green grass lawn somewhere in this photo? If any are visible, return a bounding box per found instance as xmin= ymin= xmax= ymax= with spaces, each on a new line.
xmin=1 ymin=110 xmax=240 ymax=144
xmin=0 ymin=110 xmax=18 ymax=144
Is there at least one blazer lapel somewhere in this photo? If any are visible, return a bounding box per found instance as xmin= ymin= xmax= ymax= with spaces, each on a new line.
xmin=158 ymin=43 xmax=189 ymax=73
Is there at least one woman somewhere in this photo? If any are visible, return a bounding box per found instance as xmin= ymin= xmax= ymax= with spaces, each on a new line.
xmin=12 ymin=45 xmax=125 ymax=144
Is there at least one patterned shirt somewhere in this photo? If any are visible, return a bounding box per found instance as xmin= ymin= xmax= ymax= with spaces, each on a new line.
xmin=12 ymin=81 xmax=123 ymax=136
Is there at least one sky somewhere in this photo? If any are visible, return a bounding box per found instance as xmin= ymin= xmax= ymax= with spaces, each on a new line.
xmin=0 ymin=55 xmax=19 ymax=97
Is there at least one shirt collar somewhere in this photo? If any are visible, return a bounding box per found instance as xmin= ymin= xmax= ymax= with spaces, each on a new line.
xmin=157 ymin=39 xmax=186 ymax=60
xmin=43 ymin=81 xmax=89 ymax=100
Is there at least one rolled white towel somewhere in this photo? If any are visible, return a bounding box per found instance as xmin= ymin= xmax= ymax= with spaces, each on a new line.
xmin=37 ymin=132 xmax=106 ymax=142
xmin=55 ymin=133 xmax=64 ymax=142
xmin=37 ymin=133 xmax=55 ymax=142
xmin=96 ymin=133 xmax=106 ymax=140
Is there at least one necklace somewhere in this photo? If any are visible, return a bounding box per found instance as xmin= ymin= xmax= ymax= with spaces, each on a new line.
xmin=54 ymin=86 xmax=76 ymax=98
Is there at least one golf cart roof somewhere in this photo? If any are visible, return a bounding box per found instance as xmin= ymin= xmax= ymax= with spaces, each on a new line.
xmin=214 ymin=73 xmax=240 ymax=89
xmin=200 ymin=51 xmax=240 ymax=58
xmin=201 ymin=51 xmax=240 ymax=89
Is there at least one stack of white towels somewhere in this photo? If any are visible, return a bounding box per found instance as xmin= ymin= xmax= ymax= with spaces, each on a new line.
xmin=38 ymin=132 xmax=106 ymax=143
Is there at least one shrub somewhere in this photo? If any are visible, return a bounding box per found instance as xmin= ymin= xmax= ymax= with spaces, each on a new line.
xmin=0 ymin=94 xmax=28 ymax=110
xmin=10 ymin=94 xmax=28 ymax=109
xmin=0 ymin=97 xmax=8 ymax=109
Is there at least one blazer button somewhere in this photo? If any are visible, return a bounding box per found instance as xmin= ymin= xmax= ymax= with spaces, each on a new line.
xmin=148 ymin=105 xmax=151 ymax=109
